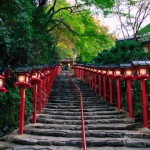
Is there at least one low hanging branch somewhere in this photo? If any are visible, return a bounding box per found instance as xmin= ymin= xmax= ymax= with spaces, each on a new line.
xmin=48 ymin=19 xmax=86 ymax=36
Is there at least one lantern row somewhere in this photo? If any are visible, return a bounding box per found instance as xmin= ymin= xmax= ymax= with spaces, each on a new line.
xmin=72 ymin=60 xmax=150 ymax=128
xmin=0 ymin=64 xmax=62 ymax=134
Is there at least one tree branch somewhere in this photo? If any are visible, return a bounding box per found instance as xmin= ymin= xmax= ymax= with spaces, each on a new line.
xmin=48 ymin=19 xmax=86 ymax=36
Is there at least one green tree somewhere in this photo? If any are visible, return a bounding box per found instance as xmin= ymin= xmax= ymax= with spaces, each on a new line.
xmin=0 ymin=0 xmax=34 ymax=65
xmin=94 ymin=40 xmax=150 ymax=64
xmin=138 ymin=23 xmax=150 ymax=38
xmin=44 ymin=0 xmax=115 ymax=62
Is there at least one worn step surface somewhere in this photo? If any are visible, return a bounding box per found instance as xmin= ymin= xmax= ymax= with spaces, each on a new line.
xmin=0 ymin=72 xmax=150 ymax=150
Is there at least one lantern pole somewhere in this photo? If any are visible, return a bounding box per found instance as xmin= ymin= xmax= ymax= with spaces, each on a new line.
xmin=94 ymin=70 xmax=97 ymax=93
xmin=98 ymin=74 xmax=102 ymax=96
xmin=33 ymin=82 xmax=37 ymax=123
xmin=131 ymin=60 xmax=149 ymax=127
xmin=127 ymin=79 xmax=133 ymax=118
xmin=116 ymin=78 xmax=121 ymax=110
xmin=141 ymin=78 xmax=148 ymax=127
xmin=38 ymin=80 xmax=43 ymax=113
xmin=109 ymin=77 xmax=113 ymax=104
xmin=103 ymin=75 xmax=106 ymax=100
xmin=19 ymin=86 xmax=25 ymax=134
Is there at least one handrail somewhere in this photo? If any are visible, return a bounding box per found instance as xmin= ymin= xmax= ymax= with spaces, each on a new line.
xmin=67 ymin=73 xmax=87 ymax=150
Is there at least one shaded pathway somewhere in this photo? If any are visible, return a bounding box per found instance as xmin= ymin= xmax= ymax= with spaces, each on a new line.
xmin=0 ymin=73 xmax=150 ymax=149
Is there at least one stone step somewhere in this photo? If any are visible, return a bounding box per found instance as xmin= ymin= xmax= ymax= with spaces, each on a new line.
xmin=4 ymin=134 xmax=150 ymax=148
xmin=43 ymin=103 xmax=109 ymax=111
xmin=86 ymin=138 xmax=150 ymax=148
xmin=33 ymin=116 xmax=135 ymax=125
xmin=45 ymin=102 xmax=107 ymax=107
xmin=44 ymin=105 xmax=114 ymax=111
xmin=49 ymin=96 xmax=75 ymax=99
xmin=0 ymin=142 xmax=82 ymax=150
xmin=24 ymin=128 xmax=82 ymax=138
xmin=27 ymin=123 xmax=134 ymax=130
xmin=87 ymin=130 xmax=150 ymax=139
xmin=6 ymin=134 xmax=82 ymax=147
xmin=24 ymin=127 xmax=150 ymax=139
xmin=49 ymin=98 xmax=102 ymax=102
xmin=39 ymin=113 xmax=126 ymax=119
xmin=32 ymin=123 xmax=82 ymax=130
xmin=41 ymin=110 xmax=124 ymax=116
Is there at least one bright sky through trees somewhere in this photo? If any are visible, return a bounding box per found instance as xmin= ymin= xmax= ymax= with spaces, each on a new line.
xmin=67 ymin=0 xmax=150 ymax=38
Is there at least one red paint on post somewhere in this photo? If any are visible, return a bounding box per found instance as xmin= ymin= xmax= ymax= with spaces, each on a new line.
xmin=94 ymin=73 xmax=97 ymax=93
xmin=19 ymin=87 xmax=25 ymax=134
xmin=38 ymin=80 xmax=43 ymax=113
xmin=103 ymin=76 xmax=106 ymax=100
xmin=116 ymin=78 xmax=121 ymax=110
xmin=109 ymin=78 xmax=113 ymax=104
xmin=98 ymin=75 xmax=102 ymax=96
xmin=127 ymin=79 xmax=133 ymax=118
xmin=141 ymin=79 xmax=148 ymax=127
xmin=33 ymin=82 xmax=37 ymax=123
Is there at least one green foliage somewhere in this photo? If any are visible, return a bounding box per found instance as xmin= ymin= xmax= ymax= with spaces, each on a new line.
xmin=49 ymin=1 xmax=115 ymax=63
xmin=83 ymin=0 xmax=114 ymax=15
xmin=94 ymin=40 xmax=150 ymax=64
xmin=138 ymin=23 xmax=150 ymax=38
xmin=0 ymin=0 xmax=34 ymax=65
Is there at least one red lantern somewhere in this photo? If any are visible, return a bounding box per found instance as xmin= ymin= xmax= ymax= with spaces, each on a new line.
xmin=0 ymin=67 xmax=10 ymax=92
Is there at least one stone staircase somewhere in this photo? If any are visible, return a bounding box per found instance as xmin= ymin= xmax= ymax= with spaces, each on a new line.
xmin=0 ymin=73 xmax=150 ymax=150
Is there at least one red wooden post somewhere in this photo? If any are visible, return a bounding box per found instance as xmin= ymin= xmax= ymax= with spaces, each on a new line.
xmin=92 ymin=72 xmax=94 ymax=90
xmin=76 ymin=68 xmax=78 ymax=78
xmin=94 ymin=72 xmax=97 ymax=93
xmin=116 ymin=78 xmax=121 ymax=110
xmin=33 ymin=82 xmax=37 ymax=123
xmin=74 ymin=67 xmax=76 ymax=77
xmin=141 ymin=79 xmax=148 ymax=127
xmin=109 ymin=78 xmax=113 ymax=104
xmin=127 ymin=79 xmax=133 ymax=118
xmin=92 ymin=72 xmax=94 ymax=91
xmin=103 ymin=76 xmax=106 ymax=100
xmin=84 ymin=69 xmax=86 ymax=83
xmin=89 ymin=70 xmax=92 ymax=88
xmin=98 ymin=75 xmax=102 ymax=96
xmin=79 ymin=68 xmax=81 ymax=79
xmin=42 ymin=78 xmax=46 ymax=108
xmin=46 ymin=76 xmax=49 ymax=102
xmin=19 ymin=86 xmax=25 ymax=134
xmin=87 ymin=70 xmax=90 ymax=87
xmin=77 ymin=68 xmax=79 ymax=78
xmin=82 ymin=68 xmax=85 ymax=81
xmin=38 ymin=80 xmax=43 ymax=113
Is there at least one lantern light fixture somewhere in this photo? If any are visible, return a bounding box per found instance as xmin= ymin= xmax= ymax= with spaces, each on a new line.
xmin=138 ymin=68 xmax=147 ymax=76
xmin=102 ymin=70 xmax=107 ymax=74
xmin=107 ymin=70 xmax=113 ymax=75
xmin=15 ymin=67 xmax=33 ymax=87
xmin=132 ymin=61 xmax=150 ymax=78
xmin=0 ymin=75 xmax=7 ymax=92
xmin=120 ymin=64 xmax=133 ymax=78
xmin=0 ymin=67 xmax=10 ymax=92
xmin=98 ymin=69 xmax=101 ymax=73
xmin=115 ymin=70 xmax=121 ymax=75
